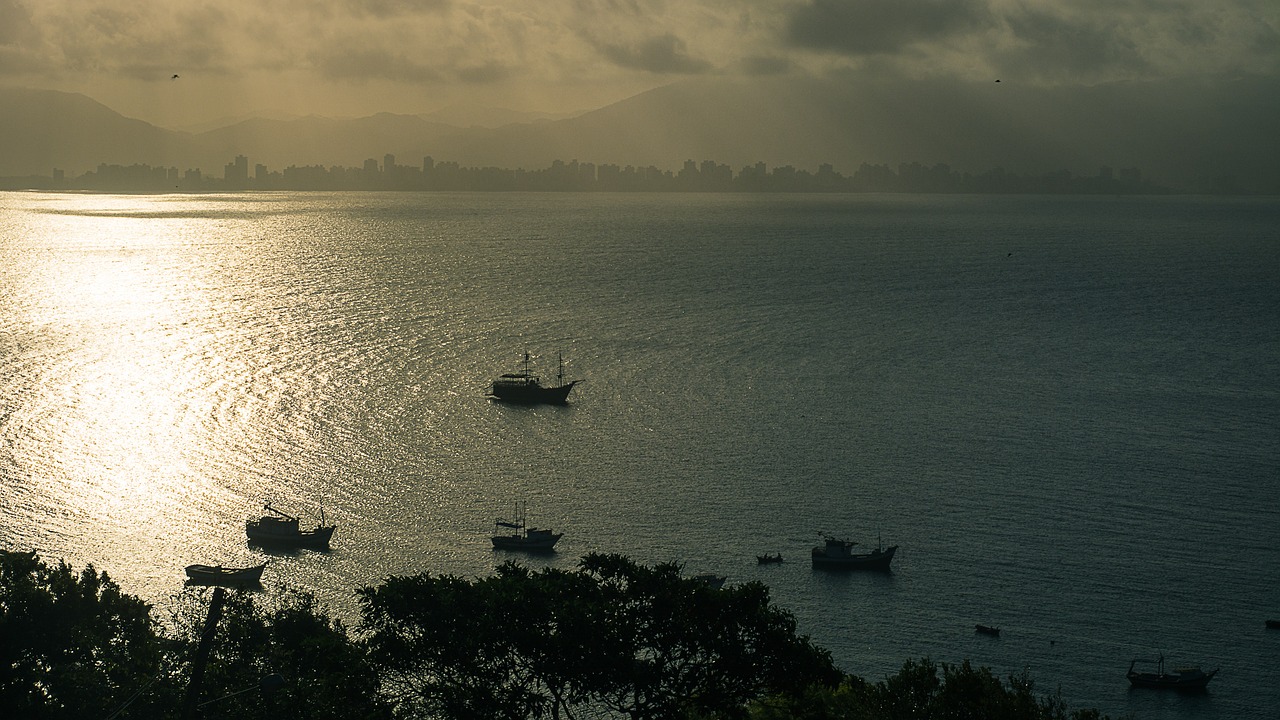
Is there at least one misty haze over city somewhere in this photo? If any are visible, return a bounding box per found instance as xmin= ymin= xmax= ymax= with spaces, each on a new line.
xmin=0 ymin=1 xmax=1277 ymax=192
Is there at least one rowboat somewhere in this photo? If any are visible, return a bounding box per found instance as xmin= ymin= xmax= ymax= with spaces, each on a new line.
xmin=184 ymin=563 xmax=266 ymax=587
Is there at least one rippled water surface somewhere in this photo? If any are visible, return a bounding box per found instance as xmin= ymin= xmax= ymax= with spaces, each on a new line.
xmin=2 ymin=191 xmax=1278 ymax=718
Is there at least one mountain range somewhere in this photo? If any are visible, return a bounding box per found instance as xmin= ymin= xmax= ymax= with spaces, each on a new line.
xmin=2 ymin=75 xmax=1277 ymax=192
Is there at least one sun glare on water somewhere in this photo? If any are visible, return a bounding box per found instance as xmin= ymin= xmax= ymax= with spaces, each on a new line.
xmin=2 ymin=194 xmax=249 ymax=575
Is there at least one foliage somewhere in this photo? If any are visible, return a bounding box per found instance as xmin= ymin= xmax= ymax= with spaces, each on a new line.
xmin=358 ymin=552 xmax=842 ymax=720
xmin=2 ymin=549 xmax=1115 ymax=720
xmin=746 ymin=659 xmax=1113 ymax=720
xmin=166 ymin=585 xmax=391 ymax=720
xmin=0 ymin=549 xmax=173 ymax=719
xmin=0 ymin=550 xmax=388 ymax=720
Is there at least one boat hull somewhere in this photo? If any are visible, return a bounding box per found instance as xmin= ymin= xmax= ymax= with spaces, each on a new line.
xmin=491 ymin=380 xmax=577 ymax=405
xmin=491 ymin=534 xmax=561 ymax=552
xmin=1127 ymin=669 xmax=1217 ymax=691
xmin=246 ymin=523 xmax=335 ymax=549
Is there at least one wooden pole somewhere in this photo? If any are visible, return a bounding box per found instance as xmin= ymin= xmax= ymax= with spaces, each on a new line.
xmin=181 ymin=586 xmax=226 ymax=719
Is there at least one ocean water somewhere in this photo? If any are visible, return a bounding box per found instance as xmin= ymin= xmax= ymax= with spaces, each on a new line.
xmin=1 ymin=190 xmax=1277 ymax=718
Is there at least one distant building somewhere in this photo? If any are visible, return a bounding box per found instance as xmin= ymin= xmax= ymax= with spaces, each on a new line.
xmin=224 ymin=155 xmax=249 ymax=188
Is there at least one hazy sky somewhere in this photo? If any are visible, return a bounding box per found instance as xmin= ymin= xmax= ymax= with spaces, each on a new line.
xmin=2 ymin=0 xmax=1277 ymax=126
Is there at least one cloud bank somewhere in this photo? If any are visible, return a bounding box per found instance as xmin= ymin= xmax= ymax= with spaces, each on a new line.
xmin=0 ymin=0 xmax=1276 ymax=121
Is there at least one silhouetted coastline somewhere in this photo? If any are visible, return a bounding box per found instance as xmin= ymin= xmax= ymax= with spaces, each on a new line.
xmin=0 ymin=154 xmax=1183 ymax=194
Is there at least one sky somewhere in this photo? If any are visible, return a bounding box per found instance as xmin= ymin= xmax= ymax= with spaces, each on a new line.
xmin=1 ymin=0 xmax=1277 ymax=127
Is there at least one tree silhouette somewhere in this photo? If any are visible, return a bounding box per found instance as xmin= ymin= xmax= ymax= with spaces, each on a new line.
xmin=358 ymin=553 xmax=840 ymax=720
xmin=166 ymin=586 xmax=389 ymax=719
xmin=0 ymin=550 xmax=169 ymax=719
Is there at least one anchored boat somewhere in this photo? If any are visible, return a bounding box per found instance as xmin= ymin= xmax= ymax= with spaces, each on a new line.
xmin=184 ymin=563 xmax=266 ymax=587
xmin=811 ymin=532 xmax=897 ymax=571
xmin=490 ymin=351 xmax=579 ymax=405
xmin=1127 ymin=654 xmax=1217 ymax=691
xmin=491 ymin=504 xmax=562 ymax=552
xmin=246 ymin=503 xmax=335 ymax=550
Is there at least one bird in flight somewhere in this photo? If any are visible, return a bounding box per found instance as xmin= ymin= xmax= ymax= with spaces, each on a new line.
xmin=171 ymin=74 xmax=180 ymax=80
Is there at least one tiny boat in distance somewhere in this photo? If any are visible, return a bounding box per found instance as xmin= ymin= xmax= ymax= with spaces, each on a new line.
xmin=185 ymin=563 xmax=266 ymax=587
xmin=1127 ymin=655 xmax=1217 ymax=691
xmin=490 ymin=351 xmax=579 ymax=405
xmin=491 ymin=504 xmax=562 ymax=552
xmin=811 ymin=532 xmax=897 ymax=571
xmin=975 ymin=624 xmax=1001 ymax=637
xmin=757 ymin=553 xmax=784 ymax=564
xmin=246 ymin=503 xmax=335 ymax=549
xmin=692 ymin=573 xmax=727 ymax=589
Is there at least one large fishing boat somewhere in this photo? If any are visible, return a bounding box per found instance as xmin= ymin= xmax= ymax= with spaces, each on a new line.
xmin=490 ymin=351 xmax=579 ymax=404
xmin=1127 ymin=655 xmax=1217 ymax=691
xmin=246 ymin=503 xmax=335 ymax=550
xmin=491 ymin=504 xmax=562 ymax=552
xmin=811 ymin=533 xmax=897 ymax=571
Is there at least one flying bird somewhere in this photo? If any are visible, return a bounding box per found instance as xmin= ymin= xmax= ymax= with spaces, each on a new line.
xmin=171 ymin=74 xmax=180 ymax=80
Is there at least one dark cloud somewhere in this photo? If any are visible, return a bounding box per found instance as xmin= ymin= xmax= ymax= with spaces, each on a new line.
xmin=785 ymin=0 xmax=991 ymax=55
xmin=999 ymin=8 xmax=1149 ymax=79
xmin=456 ymin=62 xmax=514 ymax=84
xmin=0 ymin=0 xmax=36 ymax=45
xmin=601 ymin=33 xmax=713 ymax=74
xmin=740 ymin=55 xmax=792 ymax=76
xmin=349 ymin=0 xmax=450 ymax=18
xmin=310 ymin=46 xmax=514 ymax=85
xmin=1248 ymin=22 xmax=1280 ymax=54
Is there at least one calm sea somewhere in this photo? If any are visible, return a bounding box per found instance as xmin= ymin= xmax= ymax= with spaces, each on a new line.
xmin=1 ymin=191 xmax=1277 ymax=718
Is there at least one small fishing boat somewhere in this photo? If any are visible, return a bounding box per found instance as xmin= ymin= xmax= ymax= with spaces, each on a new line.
xmin=757 ymin=553 xmax=784 ymax=564
xmin=491 ymin=504 xmax=562 ymax=552
xmin=246 ymin=503 xmax=335 ymax=549
xmin=1127 ymin=655 xmax=1217 ymax=691
xmin=975 ymin=624 xmax=1001 ymax=637
xmin=811 ymin=532 xmax=897 ymax=571
xmin=692 ymin=573 xmax=727 ymax=589
xmin=490 ymin=351 xmax=579 ymax=404
xmin=184 ymin=563 xmax=266 ymax=587
xmin=1266 ymin=619 xmax=1280 ymax=629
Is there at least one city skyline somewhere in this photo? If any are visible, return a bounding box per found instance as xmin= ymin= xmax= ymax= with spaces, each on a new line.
xmin=21 ymin=152 xmax=1172 ymax=196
